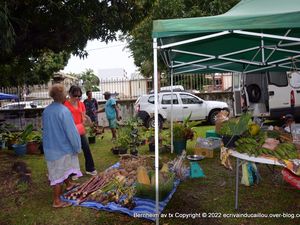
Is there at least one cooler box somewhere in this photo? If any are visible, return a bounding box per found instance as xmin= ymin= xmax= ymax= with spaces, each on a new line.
xmin=206 ymin=130 xmax=219 ymax=138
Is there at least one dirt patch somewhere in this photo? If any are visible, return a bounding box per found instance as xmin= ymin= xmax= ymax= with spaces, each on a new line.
xmin=0 ymin=153 xmax=32 ymax=207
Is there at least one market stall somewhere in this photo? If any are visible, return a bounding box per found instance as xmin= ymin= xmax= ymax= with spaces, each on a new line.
xmin=61 ymin=154 xmax=188 ymax=221
xmin=152 ymin=1 xmax=300 ymax=220
xmin=221 ymin=148 xmax=300 ymax=209
xmin=218 ymin=114 xmax=300 ymax=209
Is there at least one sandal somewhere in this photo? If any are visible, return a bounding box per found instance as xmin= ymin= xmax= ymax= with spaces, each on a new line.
xmin=66 ymin=183 xmax=80 ymax=191
xmin=52 ymin=201 xmax=72 ymax=208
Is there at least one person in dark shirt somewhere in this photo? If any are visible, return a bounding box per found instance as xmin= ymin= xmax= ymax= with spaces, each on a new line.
xmin=282 ymin=114 xmax=295 ymax=133
xmin=84 ymin=90 xmax=99 ymax=124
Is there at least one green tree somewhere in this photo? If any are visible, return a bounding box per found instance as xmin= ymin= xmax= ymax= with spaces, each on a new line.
xmin=80 ymin=69 xmax=100 ymax=92
xmin=0 ymin=50 xmax=69 ymax=86
xmin=0 ymin=0 xmax=153 ymax=86
xmin=123 ymin=0 xmax=239 ymax=78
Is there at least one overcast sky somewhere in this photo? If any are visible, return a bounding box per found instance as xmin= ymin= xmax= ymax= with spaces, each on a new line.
xmin=63 ymin=39 xmax=138 ymax=76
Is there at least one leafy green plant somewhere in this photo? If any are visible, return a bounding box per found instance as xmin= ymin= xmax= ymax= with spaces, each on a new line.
xmin=27 ymin=130 xmax=42 ymax=143
xmin=218 ymin=113 xmax=252 ymax=136
xmin=2 ymin=124 xmax=33 ymax=145
xmin=16 ymin=124 xmax=34 ymax=145
xmin=86 ymin=126 xmax=96 ymax=137
xmin=142 ymin=127 xmax=170 ymax=145
xmin=115 ymin=126 xmax=132 ymax=149
xmin=173 ymin=113 xmax=200 ymax=141
xmin=0 ymin=123 xmax=15 ymax=141
xmin=114 ymin=117 xmax=143 ymax=150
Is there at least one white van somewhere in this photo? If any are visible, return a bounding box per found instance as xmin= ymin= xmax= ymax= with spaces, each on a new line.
xmin=233 ymin=71 xmax=300 ymax=119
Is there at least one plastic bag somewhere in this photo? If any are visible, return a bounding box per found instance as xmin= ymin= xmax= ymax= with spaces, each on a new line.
xmin=241 ymin=162 xmax=260 ymax=186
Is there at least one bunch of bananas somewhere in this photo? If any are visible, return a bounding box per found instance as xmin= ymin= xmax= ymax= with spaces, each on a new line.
xmin=273 ymin=143 xmax=298 ymax=160
xmin=235 ymin=136 xmax=299 ymax=160
xmin=235 ymin=137 xmax=264 ymax=157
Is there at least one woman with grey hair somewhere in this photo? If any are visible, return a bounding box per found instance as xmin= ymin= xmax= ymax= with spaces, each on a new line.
xmin=42 ymin=84 xmax=82 ymax=208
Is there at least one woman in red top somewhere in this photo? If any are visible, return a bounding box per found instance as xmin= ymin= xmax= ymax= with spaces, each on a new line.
xmin=64 ymin=86 xmax=97 ymax=176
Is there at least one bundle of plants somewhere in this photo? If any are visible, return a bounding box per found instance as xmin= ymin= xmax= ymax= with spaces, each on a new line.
xmin=87 ymin=176 xmax=136 ymax=210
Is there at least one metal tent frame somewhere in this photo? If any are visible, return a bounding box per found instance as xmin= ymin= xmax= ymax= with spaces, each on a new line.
xmin=151 ymin=0 xmax=300 ymax=223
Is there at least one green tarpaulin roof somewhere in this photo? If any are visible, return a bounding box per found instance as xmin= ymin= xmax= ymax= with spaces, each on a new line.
xmin=152 ymin=0 xmax=300 ymax=74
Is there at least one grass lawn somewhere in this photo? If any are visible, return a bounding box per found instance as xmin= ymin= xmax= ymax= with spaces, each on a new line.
xmin=0 ymin=125 xmax=299 ymax=225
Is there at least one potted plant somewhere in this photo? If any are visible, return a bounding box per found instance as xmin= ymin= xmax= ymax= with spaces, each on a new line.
xmin=144 ymin=128 xmax=170 ymax=153
xmin=26 ymin=131 xmax=42 ymax=154
xmin=11 ymin=124 xmax=33 ymax=156
xmin=143 ymin=128 xmax=156 ymax=152
xmin=160 ymin=129 xmax=171 ymax=153
xmin=111 ymin=126 xmax=131 ymax=155
xmin=87 ymin=125 xmax=97 ymax=144
xmin=173 ymin=113 xmax=200 ymax=154
xmin=0 ymin=123 xmax=11 ymax=149
xmin=1 ymin=123 xmax=17 ymax=150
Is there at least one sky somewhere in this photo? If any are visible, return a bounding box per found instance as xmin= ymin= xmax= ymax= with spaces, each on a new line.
xmin=63 ymin=39 xmax=138 ymax=76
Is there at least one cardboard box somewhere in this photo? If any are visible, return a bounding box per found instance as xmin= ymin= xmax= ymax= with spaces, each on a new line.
xmin=194 ymin=147 xmax=214 ymax=158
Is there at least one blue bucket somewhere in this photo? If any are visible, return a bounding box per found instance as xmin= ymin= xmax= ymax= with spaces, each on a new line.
xmin=12 ymin=144 xmax=27 ymax=156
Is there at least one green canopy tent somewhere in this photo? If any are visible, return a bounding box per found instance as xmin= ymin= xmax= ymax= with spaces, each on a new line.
xmin=153 ymin=0 xmax=300 ymax=74
xmin=150 ymin=0 xmax=300 ymax=223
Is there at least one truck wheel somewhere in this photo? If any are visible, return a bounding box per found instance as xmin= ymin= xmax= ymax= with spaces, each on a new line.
xmin=247 ymin=84 xmax=261 ymax=103
xmin=208 ymin=110 xmax=220 ymax=125
xmin=147 ymin=117 xmax=163 ymax=129
xmin=136 ymin=111 xmax=150 ymax=127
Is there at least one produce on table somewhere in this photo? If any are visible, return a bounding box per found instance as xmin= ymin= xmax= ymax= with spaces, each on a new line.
xmin=218 ymin=113 xmax=252 ymax=136
xmin=234 ymin=129 xmax=299 ymax=160
xmin=261 ymin=138 xmax=280 ymax=150
xmin=248 ymin=123 xmax=260 ymax=136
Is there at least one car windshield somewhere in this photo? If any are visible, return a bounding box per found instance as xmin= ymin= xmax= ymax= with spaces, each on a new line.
xmin=148 ymin=96 xmax=154 ymax=104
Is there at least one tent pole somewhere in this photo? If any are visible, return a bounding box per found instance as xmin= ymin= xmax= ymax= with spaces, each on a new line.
xmin=172 ymin=49 xmax=214 ymax=58
xmin=153 ymin=37 xmax=160 ymax=224
xmin=265 ymin=29 xmax=291 ymax=62
xmin=170 ymin=62 xmax=174 ymax=154
xmin=269 ymin=54 xmax=300 ymax=65
xmin=161 ymin=31 xmax=230 ymax=49
xmin=233 ymin=30 xmax=300 ymax=42
xmin=173 ymin=57 xmax=215 ymax=68
xmin=261 ymin=35 xmax=265 ymax=65
xmin=265 ymin=47 xmax=300 ymax=55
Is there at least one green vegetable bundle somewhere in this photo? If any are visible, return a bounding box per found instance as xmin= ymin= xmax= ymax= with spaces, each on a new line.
xmin=135 ymin=171 xmax=174 ymax=201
